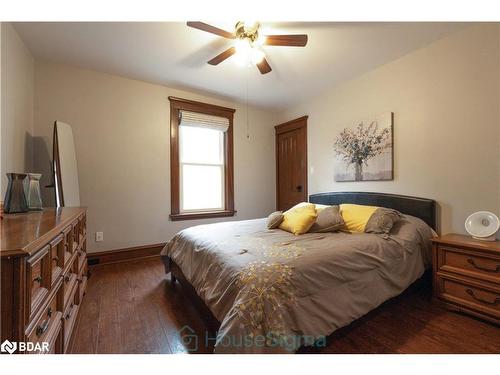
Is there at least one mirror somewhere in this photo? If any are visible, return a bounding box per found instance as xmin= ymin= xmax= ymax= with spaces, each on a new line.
xmin=52 ymin=121 xmax=81 ymax=207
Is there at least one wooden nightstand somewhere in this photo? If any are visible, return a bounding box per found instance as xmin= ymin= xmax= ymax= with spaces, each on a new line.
xmin=431 ymin=234 xmax=500 ymax=324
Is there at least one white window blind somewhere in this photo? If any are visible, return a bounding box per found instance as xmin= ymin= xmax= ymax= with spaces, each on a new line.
xmin=179 ymin=110 xmax=230 ymax=132
xmin=179 ymin=111 xmax=227 ymax=212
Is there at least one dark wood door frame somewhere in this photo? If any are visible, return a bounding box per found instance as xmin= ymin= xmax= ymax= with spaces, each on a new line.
xmin=275 ymin=116 xmax=308 ymax=210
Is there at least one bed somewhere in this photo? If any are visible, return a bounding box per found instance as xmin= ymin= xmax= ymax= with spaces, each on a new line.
xmin=161 ymin=192 xmax=437 ymax=353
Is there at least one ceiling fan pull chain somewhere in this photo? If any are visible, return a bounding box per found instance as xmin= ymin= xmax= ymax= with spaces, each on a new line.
xmin=246 ymin=66 xmax=250 ymax=140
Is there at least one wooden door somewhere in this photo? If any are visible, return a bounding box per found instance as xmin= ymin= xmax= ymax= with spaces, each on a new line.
xmin=275 ymin=116 xmax=308 ymax=211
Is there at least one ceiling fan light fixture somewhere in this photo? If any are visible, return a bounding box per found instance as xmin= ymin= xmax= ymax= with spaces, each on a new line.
xmin=234 ymin=39 xmax=265 ymax=66
xmin=250 ymin=48 xmax=265 ymax=64
xmin=234 ymin=38 xmax=252 ymax=55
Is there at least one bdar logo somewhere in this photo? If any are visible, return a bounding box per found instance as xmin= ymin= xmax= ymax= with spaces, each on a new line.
xmin=1 ymin=340 xmax=17 ymax=354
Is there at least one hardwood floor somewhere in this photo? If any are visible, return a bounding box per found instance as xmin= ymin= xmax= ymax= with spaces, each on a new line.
xmin=69 ymin=257 xmax=500 ymax=354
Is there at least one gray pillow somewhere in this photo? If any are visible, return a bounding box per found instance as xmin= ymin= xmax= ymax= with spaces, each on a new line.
xmin=364 ymin=207 xmax=402 ymax=234
xmin=267 ymin=211 xmax=284 ymax=229
xmin=309 ymin=205 xmax=344 ymax=233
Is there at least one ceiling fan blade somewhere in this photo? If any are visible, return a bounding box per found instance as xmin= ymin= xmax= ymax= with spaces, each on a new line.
xmin=256 ymin=58 xmax=272 ymax=74
xmin=187 ymin=22 xmax=235 ymax=39
xmin=208 ymin=47 xmax=236 ymax=65
xmin=263 ymin=34 xmax=308 ymax=47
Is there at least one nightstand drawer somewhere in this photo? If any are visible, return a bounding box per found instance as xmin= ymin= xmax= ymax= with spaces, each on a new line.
xmin=438 ymin=246 xmax=500 ymax=284
xmin=439 ymin=276 xmax=500 ymax=318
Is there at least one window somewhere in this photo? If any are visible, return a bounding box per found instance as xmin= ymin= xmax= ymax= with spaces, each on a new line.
xmin=169 ymin=97 xmax=235 ymax=220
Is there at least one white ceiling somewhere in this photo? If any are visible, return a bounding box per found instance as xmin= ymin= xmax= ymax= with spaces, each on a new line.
xmin=14 ymin=22 xmax=468 ymax=111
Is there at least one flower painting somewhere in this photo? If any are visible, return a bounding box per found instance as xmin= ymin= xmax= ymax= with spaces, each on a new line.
xmin=334 ymin=112 xmax=393 ymax=181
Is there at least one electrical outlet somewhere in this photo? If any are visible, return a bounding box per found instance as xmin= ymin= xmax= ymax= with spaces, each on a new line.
xmin=95 ymin=232 xmax=104 ymax=242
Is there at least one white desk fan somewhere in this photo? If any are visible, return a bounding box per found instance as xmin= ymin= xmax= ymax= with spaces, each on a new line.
xmin=465 ymin=211 xmax=499 ymax=241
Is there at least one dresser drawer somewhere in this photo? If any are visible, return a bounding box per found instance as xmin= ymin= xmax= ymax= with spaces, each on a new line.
xmin=62 ymin=225 xmax=74 ymax=269
xmin=26 ymin=245 xmax=51 ymax=322
xmin=77 ymin=275 xmax=88 ymax=305
xmin=63 ymin=284 xmax=80 ymax=353
xmin=49 ymin=234 xmax=64 ymax=286
xmin=71 ymin=219 xmax=79 ymax=252
xmin=77 ymin=248 xmax=86 ymax=274
xmin=437 ymin=245 xmax=500 ymax=284
xmin=63 ymin=271 xmax=78 ymax=309
xmin=25 ymin=289 xmax=63 ymax=354
xmin=438 ymin=275 xmax=500 ymax=319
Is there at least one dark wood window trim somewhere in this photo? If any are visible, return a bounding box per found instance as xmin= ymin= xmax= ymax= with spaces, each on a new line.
xmin=169 ymin=96 xmax=235 ymax=221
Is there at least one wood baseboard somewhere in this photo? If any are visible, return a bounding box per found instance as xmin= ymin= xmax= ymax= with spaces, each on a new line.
xmin=87 ymin=243 xmax=166 ymax=266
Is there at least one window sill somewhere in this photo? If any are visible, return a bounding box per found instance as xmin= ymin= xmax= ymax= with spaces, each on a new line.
xmin=169 ymin=210 xmax=236 ymax=221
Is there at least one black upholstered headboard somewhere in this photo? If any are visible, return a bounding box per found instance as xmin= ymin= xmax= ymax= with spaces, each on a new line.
xmin=309 ymin=191 xmax=437 ymax=230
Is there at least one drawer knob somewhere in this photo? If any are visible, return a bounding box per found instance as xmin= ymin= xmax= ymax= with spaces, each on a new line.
xmin=466 ymin=288 xmax=500 ymax=306
xmin=47 ymin=307 xmax=52 ymax=317
xmin=34 ymin=276 xmax=42 ymax=284
xmin=36 ymin=320 xmax=49 ymax=336
xmin=466 ymin=258 xmax=500 ymax=273
xmin=65 ymin=275 xmax=70 ymax=282
xmin=52 ymin=256 xmax=59 ymax=262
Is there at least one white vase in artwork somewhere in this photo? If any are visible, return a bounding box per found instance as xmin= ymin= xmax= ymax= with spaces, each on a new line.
xmin=23 ymin=173 xmax=43 ymax=211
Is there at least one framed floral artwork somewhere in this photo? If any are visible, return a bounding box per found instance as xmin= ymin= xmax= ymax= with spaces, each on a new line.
xmin=334 ymin=112 xmax=393 ymax=182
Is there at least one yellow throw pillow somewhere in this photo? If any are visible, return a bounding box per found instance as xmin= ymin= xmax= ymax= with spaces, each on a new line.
xmin=339 ymin=203 xmax=379 ymax=233
xmin=279 ymin=203 xmax=317 ymax=235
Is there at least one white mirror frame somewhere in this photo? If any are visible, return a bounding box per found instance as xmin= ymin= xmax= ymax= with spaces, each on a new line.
xmin=53 ymin=121 xmax=81 ymax=207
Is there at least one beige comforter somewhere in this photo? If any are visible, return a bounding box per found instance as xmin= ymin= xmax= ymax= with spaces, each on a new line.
xmin=162 ymin=215 xmax=435 ymax=353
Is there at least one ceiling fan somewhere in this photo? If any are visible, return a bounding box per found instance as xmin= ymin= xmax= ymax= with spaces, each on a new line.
xmin=187 ymin=21 xmax=308 ymax=74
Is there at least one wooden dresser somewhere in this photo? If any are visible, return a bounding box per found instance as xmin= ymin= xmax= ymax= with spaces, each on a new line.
xmin=1 ymin=207 xmax=88 ymax=353
xmin=432 ymin=233 xmax=499 ymax=324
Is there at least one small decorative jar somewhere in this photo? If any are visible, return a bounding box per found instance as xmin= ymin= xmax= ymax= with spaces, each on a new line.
xmin=4 ymin=173 xmax=28 ymax=213
xmin=24 ymin=173 xmax=43 ymax=211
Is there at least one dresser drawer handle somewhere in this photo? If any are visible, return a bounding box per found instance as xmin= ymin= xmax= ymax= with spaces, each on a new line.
xmin=47 ymin=307 xmax=52 ymax=317
xmin=36 ymin=320 xmax=49 ymax=336
xmin=52 ymin=256 xmax=59 ymax=262
xmin=34 ymin=276 xmax=43 ymax=284
xmin=65 ymin=275 xmax=70 ymax=282
xmin=65 ymin=305 xmax=74 ymax=320
xmin=466 ymin=288 xmax=500 ymax=306
xmin=466 ymin=258 xmax=500 ymax=273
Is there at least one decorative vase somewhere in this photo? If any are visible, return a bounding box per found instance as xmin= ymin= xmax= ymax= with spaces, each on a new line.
xmin=4 ymin=173 xmax=28 ymax=213
xmin=24 ymin=173 xmax=43 ymax=211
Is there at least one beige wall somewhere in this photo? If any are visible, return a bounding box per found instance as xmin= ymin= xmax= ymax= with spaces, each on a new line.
xmin=1 ymin=23 xmax=35 ymax=196
xmin=34 ymin=61 xmax=277 ymax=253
xmin=278 ymin=24 xmax=500 ymax=237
